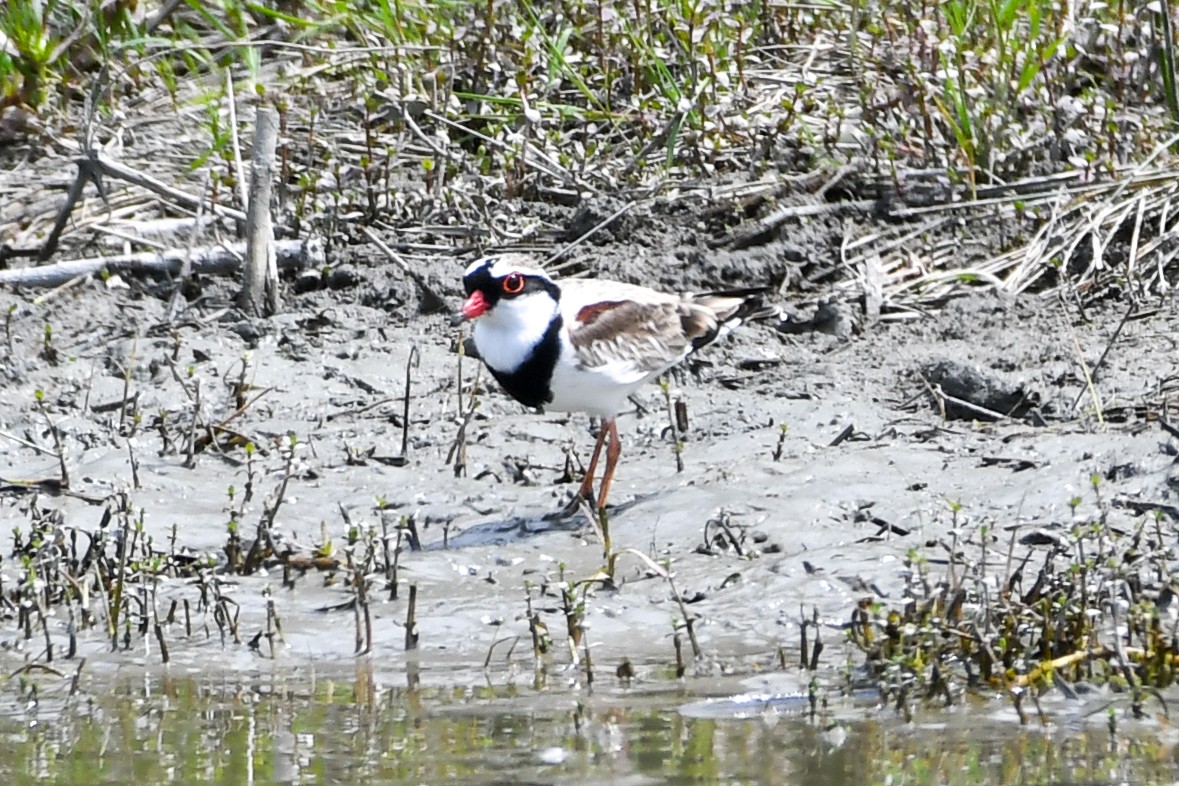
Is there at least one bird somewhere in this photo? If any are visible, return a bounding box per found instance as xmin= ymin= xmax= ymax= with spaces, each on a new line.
xmin=453 ymin=254 xmax=776 ymax=515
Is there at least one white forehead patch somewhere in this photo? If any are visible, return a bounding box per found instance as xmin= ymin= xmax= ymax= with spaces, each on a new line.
xmin=463 ymin=257 xmax=492 ymax=278
xmin=464 ymin=254 xmax=551 ymax=281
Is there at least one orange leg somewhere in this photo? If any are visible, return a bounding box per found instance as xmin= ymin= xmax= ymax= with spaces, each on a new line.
xmin=576 ymin=419 xmax=611 ymax=502
xmin=594 ymin=420 xmax=622 ymax=512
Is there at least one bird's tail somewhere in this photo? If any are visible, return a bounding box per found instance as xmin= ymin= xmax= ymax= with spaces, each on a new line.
xmin=700 ymin=288 xmax=782 ymax=322
xmin=689 ymin=288 xmax=783 ymax=348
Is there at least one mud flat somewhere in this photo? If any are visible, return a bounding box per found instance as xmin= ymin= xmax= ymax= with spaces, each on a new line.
xmin=2 ymin=209 xmax=1175 ymax=691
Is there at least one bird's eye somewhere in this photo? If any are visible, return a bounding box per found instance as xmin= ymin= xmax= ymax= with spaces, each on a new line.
xmin=502 ymin=273 xmax=525 ymax=295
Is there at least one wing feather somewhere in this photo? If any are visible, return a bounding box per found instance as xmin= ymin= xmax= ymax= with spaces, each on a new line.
xmin=557 ymin=279 xmax=771 ymax=375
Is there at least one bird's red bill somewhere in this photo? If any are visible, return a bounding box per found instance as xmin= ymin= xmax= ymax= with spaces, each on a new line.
xmin=460 ymin=290 xmax=489 ymax=320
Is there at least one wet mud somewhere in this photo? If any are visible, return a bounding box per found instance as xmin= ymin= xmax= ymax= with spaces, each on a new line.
xmin=1 ymin=201 xmax=1176 ymax=691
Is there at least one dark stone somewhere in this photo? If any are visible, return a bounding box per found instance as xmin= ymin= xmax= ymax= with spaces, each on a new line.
xmin=327 ymin=265 xmax=361 ymax=290
xmin=294 ymin=270 xmax=324 ymax=293
xmin=918 ymin=360 xmax=1039 ymax=421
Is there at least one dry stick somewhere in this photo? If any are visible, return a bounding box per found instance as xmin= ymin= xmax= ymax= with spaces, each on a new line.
xmin=39 ymin=152 xmax=249 ymax=262
xmin=829 ymin=423 xmax=856 ymax=446
xmin=353 ymin=546 xmax=373 ymax=655
xmin=117 ymin=337 xmax=137 ymax=434
xmin=673 ymin=634 xmax=686 ymax=679
xmin=405 ymin=585 xmax=419 ymax=651
xmin=483 ymin=636 xmax=520 ymax=670
xmin=67 ymin=658 xmax=86 ymax=697
xmin=109 ymin=512 xmax=131 ymax=650
xmin=165 ymin=173 xmax=211 ymax=324
xmin=660 ymin=380 xmax=685 ymax=474
xmin=666 ymin=571 xmax=702 ymax=660
xmin=583 ymin=637 xmax=594 ymax=689
xmin=560 ymin=586 xmax=583 ymax=668
xmin=360 ymin=226 xmax=448 ymax=313
xmin=242 ymin=444 xmax=296 ymax=574
xmin=1061 ymin=310 xmax=1105 ymax=424
xmin=362 ymin=577 xmax=373 ymax=655
xmin=399 ymin=109 xmax=447 ymax=172
xmin=154 ymin=624 xmax=170 ymax=664
xmin=225 ymin=70 xmax=250 ymax=219
xmin=35 ymin=398 xmax=71 ymax=490
xmin=526 ymin=591 xmax=544 ymax=666
xmin=199 ymin=386 xmax=274 ymax=453
xmin=127 ymin=440 xmax=140 ymax=489
xmin=38 ymin=156 xmax=102 ymax=262
xmin=808 ymin=607 xmax=823 ymax=670
xmin=223 ymin=596 xmax=242 ymax=644
xmin=266 ymin=591 xmax=286 ymax=653
xmin=1002 ymin=162 xmax=1179 ymax=296
xmin=863 ymin=252 xmax=884 ymax=324
xmin=353 ymin=571 xmax=366 ymax=654
xmin=90 ymin=555 xmax=112 ymax=637
xmin=390 ymin=526 xmax=403 ymax=598
xmin=30 ymin=270 xmax=89 ymax=309
xmin=546 ymin=200 xmax=638 ymax=271
xmin=402 ymin=514 xmax=422 ymax=552
xmin=0 ymin=430 xmax=57 ymax=456
xmin=928 ymin=386 xmax=1013 ymax=422
xmin=94 ymin=155 xmax=249 ymax=222
xmin=93 ymin=217 xmax=218 ymax=250
xmin=90 ymin=223 xmax=169 ymax=251
xmin=1068 ymin=301 xmax=1135 ymax=413
xmin=239 ymin=107 xmax=280 ymax=317
xmin=28 ymin=562 xmax=54 ymax=663
xmin=455 ymin=328 xmax=465 ymax=416
xmin=65 ymin=602 xmax=78 ymax=659
xmin=580 ymin=499 xmax=611 ymax=559
xmin=380 ymin=512 xmax=395 ymax=601
xmin=184 ymin=379 xmax=201 ymax=469
xmin=446 ymin=367 xmax=482 ymax=477
xmin=1126 ymin=192 xmax=1148 ymax=295
xmin=400 ymin=346 xmax=419 ymax=460
xmin=704 ymin=513 xmax=745 ymax=557
xmin=604 ymin=548 xmax=668 ymax=584
xmin=1 ymin=239 xmax=316 ymax=289
xmin=799 ymin=605 xmax=810 ymax=669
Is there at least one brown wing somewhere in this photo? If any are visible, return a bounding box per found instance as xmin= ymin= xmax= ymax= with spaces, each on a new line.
xmin=567 ymin=299 xmax=720 ymax=373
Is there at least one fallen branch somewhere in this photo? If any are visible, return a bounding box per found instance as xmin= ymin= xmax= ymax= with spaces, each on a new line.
xmin=39 ymin=151 xmax=249 ymax=262
xmin=0 ymin=239 xmax=321 ymax=289
xmin=359 ymin=226 xmax=448 ymax=313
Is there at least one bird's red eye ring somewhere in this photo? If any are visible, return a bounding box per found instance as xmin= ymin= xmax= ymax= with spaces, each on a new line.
xmin=502 ymin=273 xmax=525 ymax=295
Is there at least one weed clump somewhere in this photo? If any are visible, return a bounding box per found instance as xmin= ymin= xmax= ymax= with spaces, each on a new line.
xmin=850 ymin=483 xmax=1179 ymax=722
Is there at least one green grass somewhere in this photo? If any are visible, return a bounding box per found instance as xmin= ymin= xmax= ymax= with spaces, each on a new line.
xmin=2 ymin=0 xmax=1174 ymax=192
xmin=2 ymin=0 xmax=1178 ymax=304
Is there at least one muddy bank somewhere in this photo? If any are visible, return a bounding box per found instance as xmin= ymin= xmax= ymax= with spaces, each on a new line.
xmin=1 ymin=214 xmax=1176 ymax=688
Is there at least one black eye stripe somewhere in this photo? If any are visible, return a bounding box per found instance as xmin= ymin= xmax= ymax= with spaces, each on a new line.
xmin=461 ymin=259 xmax=560 ymax=308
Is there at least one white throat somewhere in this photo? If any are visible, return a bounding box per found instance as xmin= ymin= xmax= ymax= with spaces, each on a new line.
xmin=472 ymin=291 xmax=560 ymax=372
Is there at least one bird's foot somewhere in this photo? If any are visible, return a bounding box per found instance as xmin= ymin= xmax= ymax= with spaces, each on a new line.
xmin=545 ymin=491 xmax=597 ymax=521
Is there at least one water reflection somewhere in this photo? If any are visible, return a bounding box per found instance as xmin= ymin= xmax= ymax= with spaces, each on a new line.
xmin=1 ymin=668 xmax=1176 ymax=785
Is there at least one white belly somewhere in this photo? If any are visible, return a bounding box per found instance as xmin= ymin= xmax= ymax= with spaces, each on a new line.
xmin=545 ymin=334 xmax=662 ymax=418
xmin=546 ymin=364 xmax=649 ymax=417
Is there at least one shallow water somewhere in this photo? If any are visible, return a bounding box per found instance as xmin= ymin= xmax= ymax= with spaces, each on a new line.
xmin=2 ymin=667 xmax=1177 ymax=786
